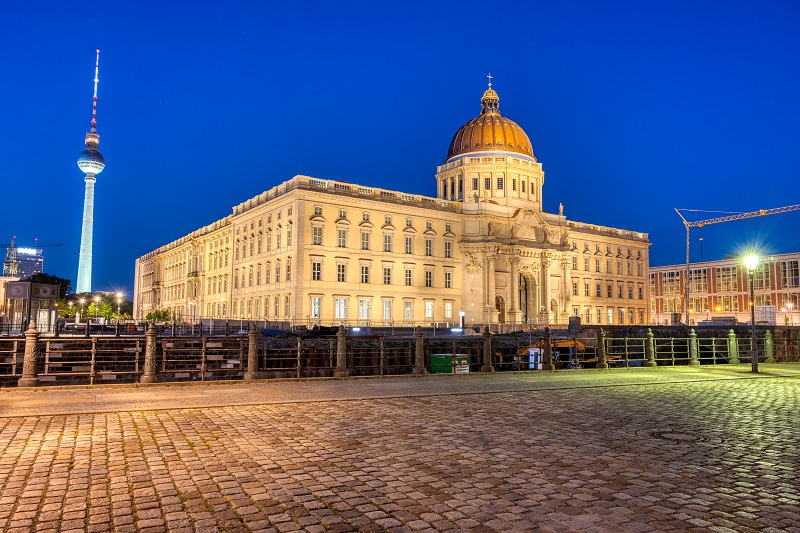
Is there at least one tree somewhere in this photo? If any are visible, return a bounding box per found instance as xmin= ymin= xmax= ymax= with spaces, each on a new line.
xmin=98 ymin=300 xmax=114 ymax=320
xmin=145 ymin=308 xmax=171 ymax=323
xmin=23 ymin=273 xmax=72 ymax=298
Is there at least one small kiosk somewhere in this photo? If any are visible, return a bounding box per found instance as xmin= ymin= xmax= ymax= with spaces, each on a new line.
xmin=2 ymin=281 xmax=60 ymax=334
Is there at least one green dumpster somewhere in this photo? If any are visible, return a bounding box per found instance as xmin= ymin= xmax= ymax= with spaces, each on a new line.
xmin=430 ymin=354 xmax=471 ymax=374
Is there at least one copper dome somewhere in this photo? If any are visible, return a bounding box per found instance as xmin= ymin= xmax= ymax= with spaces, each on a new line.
xmin=446 ymin=84 xmax=534 ymax=161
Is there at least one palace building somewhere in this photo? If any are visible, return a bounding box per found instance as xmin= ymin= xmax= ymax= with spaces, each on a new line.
xmin=133 ymin=82 xmax=651 ymax=328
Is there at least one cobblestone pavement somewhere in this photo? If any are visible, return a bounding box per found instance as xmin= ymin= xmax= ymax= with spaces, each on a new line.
xmin=0 ymin=366 xmax=798 ymax=532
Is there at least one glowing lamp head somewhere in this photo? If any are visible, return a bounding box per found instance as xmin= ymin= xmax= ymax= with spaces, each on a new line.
xmin=744 ymin=255 xmax=759 ymax=271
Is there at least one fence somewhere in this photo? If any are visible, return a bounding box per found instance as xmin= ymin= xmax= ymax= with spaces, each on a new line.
xmin=2 ymin=325 xmax=798 ymax=387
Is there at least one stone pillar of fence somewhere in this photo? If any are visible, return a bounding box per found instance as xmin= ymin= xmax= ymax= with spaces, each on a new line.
xmin=334 ymin=325 xmax=349 ymax=377
xmin=727 ymin=329 xmax=740 ymax=364
xmin=244 ymin=322 xmax=259 ymax=381
xmin=764 ymin=330 xmax=775 ymax=363
xmin=481 ymin=326 xmax=494 ymax=372
xmin=644 ymin=328 xmax=657 ymax=367
xmin=413 ymin=326 xmax=428 ymax=375
xmin=688 ymin=328 xmax=700 ymax=365
xmin=141 ymin=322 xmax=159 ymax=383
xmin=542 ymin=327 xmax=554 ymax=371
xmin=597 ymin=329 xmax=608 ymax=369
xmin=18 ymin=321 xmax=40 ymax=387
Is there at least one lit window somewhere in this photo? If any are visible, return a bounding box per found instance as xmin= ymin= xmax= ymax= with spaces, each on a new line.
xmin=383 ymin=300 xmax=392 ymax=321
xmin=335 ymin=298 xmax=347 ymax=319
xmin=425 ymin=301 xmax=434 ymax=319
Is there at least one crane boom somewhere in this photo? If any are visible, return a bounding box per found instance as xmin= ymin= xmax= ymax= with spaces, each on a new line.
xmin=674 ymin=203 xmax=800 ymax=326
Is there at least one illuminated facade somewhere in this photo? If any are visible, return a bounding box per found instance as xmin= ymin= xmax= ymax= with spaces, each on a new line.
xmin=134 ymin=83 xmax=650 ymax=327
xmin=650 ymin=253 xmax=800 ymax=325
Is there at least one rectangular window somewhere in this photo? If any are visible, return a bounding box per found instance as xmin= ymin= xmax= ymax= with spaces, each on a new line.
xmin=445 ymin=272 xmax=452 ymax=289
xmin=256 ymin=266 xmax=261 ymax=285
xmin=638 ymin=286 xmax=644 ymax=299
xmin=286 ymin=260 xmax=291 ymax=281
xmin=597 ymin=308 xmax=603 ymax=324
xmin=608 ymin=309 xmax=614 ymax=324
xmin=405 ymin=269 xmax=412 ymax=286
xmin=383 ymin=267 xmax=391 ymax=285
xmin=572 ymin=256 xmax=577 ymax=270
xmin=361 ymin=232 xmax=370 ymax=250
xmin=265 ymin=264 xmax=270 ymax=284
xmin=512 ymin=179 xmax=516 ymax=191
xmin=484 ymin=177 xmax=491 ymax=190
xmin=406 ymin=218 xmax=413 ymax=227
xmin=362 ymin=212 xmax=370 ymax=222
xmin=584 ymin=283 xmax=590 ymax=296
xmin=286 ymin=225 xmax=292 ymax=245
xmin=595 ymin=259 xmax=600 ymax=272
xmin=607 ymin=283 xmax=613 ymax=298
xmin=606 ymin=260 xmax=612 ymax=273
xmin=425 ymin=239 xmax=433 ymax=256
xmin=337 ymin=229 xmax=346 ymax=248
xmin=385 ymin=215 xmax=392 ymax=225
xmin=572 ymin=281 xmax=578 ymax=296
xmin=521 ymin=181 xmax=526 ymax=193
xmin=267 ymin=233 xmax=272 ymax=252
xmin=312 ymin=226 xmax=323 ymax=245
xmin=277 ymin=231 xmax=281 ymax=249
xmin=314 ymin=206 xmax=322 ymax=215
xmin=444 ymin=241 xmax=452 ymax=258
xmin=584 ymin=257 xmax=589 ymax=271
xmin=596 ymin=283 xmax=601 ymax=297
xmin=284 ymin=295 xmax=290 ymax=316
xmin=628 ymin=286 xmax=633 ymax=299
xmin=383 ymin=300 xmax=392 ymax=321
xmin=361 ymin=265 xmax=370 ymax=284
xmin=637 ymin=263 xmax=643 ymax=277
xmin=339 ymin=209 xmax=347 ymax=219
xmin=274 ymin=296 xmax=279 ymax=316
xmin=472 ymin=177 xmax=478 ymax=190
xmin=617 ymin=261 xmax=623 ymax=275
xmin=627 ymin=262 xmax=632 ymax=276
xmin=618 ymin=285 xmax=623 ymax=298
xmin=425 ymin=301 xmax=434 ymax=319
xmin=716 ymin=266 xmax=738 ymax=291
xmin=405 ymin=236 xmax=413 ymax=254
xmin=753 ymin=263 xmax=769 ymax=291
xmin=425 ymin=270 xmax=433 ymax=287
xmin=497 ymin=177 xmax=504 ymax=190
xmin=312 ymin=261 xmax=321 ymax=281
xmin=275 ymin=262 xmax=280 ymax=283
xmin=405 ymin=301 xmax=413 ymax=321
xmin=444 ymin=302 xmax=453 ymax=319
xmin=359 ymin=299 xmax=369 ymax=320
xmin=311 ymin=297 xmax=320 ymax=319
xmin=383 ymin=234 xmax=392 ymax=252
xmin=337 ymin=264 xmax=346 ymax=282
xmin=335 ymin=298 xmax=347 ymax=319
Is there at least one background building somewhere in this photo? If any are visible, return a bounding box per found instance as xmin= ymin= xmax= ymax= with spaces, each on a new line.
xmin=650 ymin=252 xmax=800 ymax=325
xmin=15 ymin=248 xmax=44 ymax=279
xmin=134 ymin=84 xmax=651 ymax=328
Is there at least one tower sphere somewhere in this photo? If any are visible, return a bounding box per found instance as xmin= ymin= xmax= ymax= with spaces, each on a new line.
xmin=77 ymin=148 xmax=105 ymax=174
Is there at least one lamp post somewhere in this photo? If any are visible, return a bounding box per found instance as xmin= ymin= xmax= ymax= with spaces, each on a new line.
xmin=116 ymin=292 xmax=122 ymax=324
xmin=94 ymin=296 xmax=100 ymax=323
xmin=79 ymin=298 xmax=85 ymax=324
xmin=789 ymin=302 xmax=794 ymax=326
xmin=744 ymin=255 xmax=758 ymax=373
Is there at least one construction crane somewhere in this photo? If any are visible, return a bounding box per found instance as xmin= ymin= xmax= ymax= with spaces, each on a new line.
xmin=2 ymin=237 xmax=65 ymax=277
xmin=675 ymin=204 xmax=800 ymax=325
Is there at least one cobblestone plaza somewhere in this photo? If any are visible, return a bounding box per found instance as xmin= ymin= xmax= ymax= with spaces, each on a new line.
xmin=0 ymin=367 xmax=798 ymax=532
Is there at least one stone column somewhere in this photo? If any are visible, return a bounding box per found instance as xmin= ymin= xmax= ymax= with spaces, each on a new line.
xmin=542 ymin=327 xmax=554 ymax=371
xmin=509 ymin=256 xmax=520 ymax=326
xmin=688 ymin=328 xmax=700 ymax=365
xmin=334 ymin=325 xmax=349 ymax=377
xmin=644 ymin=328 xmax=657 ymax=367
xmin=541 ymin=258 xmax=551 ymax=322
xmin=487 ymin=253 xmax=497 ymax=325
xmin=727 ymin=329 xmax=740 ymax=364
xmin=244 ymin=322 xmax=259 ymax=381
xmin=764 ymin=330 xmax=775 ymax=363
xmin=481 ymin=326 xmax=494 ymax=372
xmin=562 ymin=259 xmax=572 ymax=306
xmin=597 ymin=329 xmax=609 ymax=369
xmin=141 ymin=322 xmax=159 ymax=383
xmin=18 ymin=321 xmax=40 ymax=387
xmin=413 ymin=326 xmax=427 ymax=374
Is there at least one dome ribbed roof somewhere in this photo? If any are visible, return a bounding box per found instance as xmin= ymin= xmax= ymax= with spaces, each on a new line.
xmin=446 ymin=83 xmax=534 ymax=161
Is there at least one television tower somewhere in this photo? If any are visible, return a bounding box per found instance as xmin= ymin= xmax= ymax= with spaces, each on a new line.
xmin=76 ymin=50 xmax=105 ymax=293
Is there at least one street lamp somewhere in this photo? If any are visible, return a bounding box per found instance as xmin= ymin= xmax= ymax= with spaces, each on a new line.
xmin=116 ymin=292 xmax=122 ymax=323
xmin=744 ymin=255 xmax=758 ymax=373
xmin=79 ymin=298 xmax=86 ymax=323
xmin=789 ymin=302 xmax=794 ymax=326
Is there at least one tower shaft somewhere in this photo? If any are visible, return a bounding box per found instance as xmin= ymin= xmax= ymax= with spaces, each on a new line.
xmin=76 ymin=174 xmax=96 ymax=293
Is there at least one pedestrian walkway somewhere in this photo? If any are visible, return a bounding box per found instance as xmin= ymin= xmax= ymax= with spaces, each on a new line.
xmin=0 ymin=366 xmax=798 ymax=531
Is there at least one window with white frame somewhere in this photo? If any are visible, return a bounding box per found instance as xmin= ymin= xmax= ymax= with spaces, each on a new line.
xmin=337 ymin=264 xmax=346 ymax=282
xmin=312 ymin=260 xmax=321 ymax=281
xmin=404 ymin=301 xmax=413 ymax=320
xmin=361 ymin=265 xmax=369 ymax=283
xmin=359 ymin=299 xmax=370 ymax=320
xmin=425 ymin=301 xmax=434 ymax=319
xmin=425 ymin=239 xmax=432 ymax=256
xmin=444 ymin=241 xmax=452 ymax=258
xmin=444 ymin=302 xmax=453 ymax=319
xmin=383 ymin=300 xmax=392 ymax=321
xmin=339 ymin=209 xmax=346 ymax=219
xmin=311 ymin=297 xmax=320 ymax=319
xmin=337 ymin=228 xmax=346 ymax=248
xmin=335 ymin=298 xmax=347 ymax=319
xmin=383 ymin=267 xmax=391 ymax=285
xmin=405 ymin=268 xmax=412 ymax=286
xmin=445 ymin=271 xmax=452 ymax=289
xmin=361 ymin=232 xmax=370 ymax=250
xmin=383 ymin=234 xmax=392 ymax=252
xmin=425 ymin=270 xmax=433 ymax=287
xmin=312 ymin=226 xmax=323 ymax=245
xmin=405 ymin=236 xmax=413 ymax=254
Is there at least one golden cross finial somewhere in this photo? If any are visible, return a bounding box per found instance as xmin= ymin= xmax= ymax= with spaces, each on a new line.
xmin=487 ymin=73 xmax=493 ymax=87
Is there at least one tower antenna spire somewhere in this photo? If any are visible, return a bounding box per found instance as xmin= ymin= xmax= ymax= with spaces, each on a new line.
xmin=91 ymin=49 xmax=100 ymax=132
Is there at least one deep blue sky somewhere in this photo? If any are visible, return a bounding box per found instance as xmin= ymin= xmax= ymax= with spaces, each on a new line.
xmin=2 ymin=1 xmax=799 ymax=296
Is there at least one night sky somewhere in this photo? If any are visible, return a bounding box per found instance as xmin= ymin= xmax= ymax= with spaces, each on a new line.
xmin=3 ymin=1 xmax=799 ymax=297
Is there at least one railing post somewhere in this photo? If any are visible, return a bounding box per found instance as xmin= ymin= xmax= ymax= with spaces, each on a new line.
xmin=481 ymin=326 xmax=494 ymax=373
xmin=379 ymin=337 xmax=385 ymax=376
xmin=542 ymin=327 xmax=554 ymax=371
xmin=764 ymin=329 xmax=775 ymax=363
xmin=597 ymin=329 xmax=608 ymax=369
xmin=18 ymin=321 xmax=40 ymax=387
xmin=727 ymin=329 xmax=740 ymax=364
xmin=334 ymin=325 xmax=349 ymax=377
xmin=689 ymin=328 xmax=700 ymax=365
xmin=413 ymin=326 xmax=427 ymax=374
xmin=244 ymin=322 xmax=259 ymax=381
xmin=296 ymin=336 xmax=302 ymax=378
xmin=141 ymin=322 xmax=159 ymax=383
xmin=644 ymin=328 xmax=656 ymax=367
